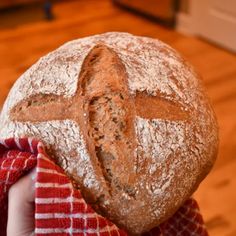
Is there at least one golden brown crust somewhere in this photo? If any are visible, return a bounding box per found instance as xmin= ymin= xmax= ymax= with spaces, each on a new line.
xmin=1 ymin=32 xmax=218 ymax=235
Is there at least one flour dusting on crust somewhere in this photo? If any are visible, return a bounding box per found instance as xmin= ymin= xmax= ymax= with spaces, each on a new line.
xmin=0 ymin=32 xmax=218 ymax=234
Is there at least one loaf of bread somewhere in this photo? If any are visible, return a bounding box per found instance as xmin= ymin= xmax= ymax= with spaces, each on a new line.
xmin=0 ymin=32 xmax=218 ymax=234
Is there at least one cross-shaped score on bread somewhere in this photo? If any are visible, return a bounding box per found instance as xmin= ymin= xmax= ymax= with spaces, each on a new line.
xmin=10 ymin=44 xmax=189 ymax=196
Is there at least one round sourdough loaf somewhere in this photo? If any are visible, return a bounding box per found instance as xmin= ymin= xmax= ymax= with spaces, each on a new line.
xmin=0 ymin=32 xmax=218 ymax=234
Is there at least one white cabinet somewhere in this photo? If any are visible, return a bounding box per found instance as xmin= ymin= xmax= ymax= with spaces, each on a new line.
xmin=177 ymin=0 xmax=236 ymax=52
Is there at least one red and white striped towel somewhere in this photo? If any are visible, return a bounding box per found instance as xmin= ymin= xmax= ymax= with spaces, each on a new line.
xmin=0 ymin=138 xmax=208 ymax=236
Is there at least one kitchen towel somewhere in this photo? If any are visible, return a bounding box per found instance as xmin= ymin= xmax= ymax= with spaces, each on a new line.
xmin=0 ymin=138 xmax=208 ymax=236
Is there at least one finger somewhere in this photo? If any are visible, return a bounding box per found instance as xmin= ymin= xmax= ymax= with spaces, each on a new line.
xmin=7 ymin=169 xmax=36 ymax=236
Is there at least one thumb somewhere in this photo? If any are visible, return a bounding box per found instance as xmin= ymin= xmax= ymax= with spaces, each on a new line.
xmin=7 ymin=169 xmax=36 ymax=236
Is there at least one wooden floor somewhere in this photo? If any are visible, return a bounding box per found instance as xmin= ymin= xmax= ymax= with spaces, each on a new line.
xmin=0 ymin=0 xmax=236 ymax=235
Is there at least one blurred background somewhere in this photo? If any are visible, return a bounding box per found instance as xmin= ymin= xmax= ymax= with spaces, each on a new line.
xmin=0 ymin=0 xmax=235 ymax=235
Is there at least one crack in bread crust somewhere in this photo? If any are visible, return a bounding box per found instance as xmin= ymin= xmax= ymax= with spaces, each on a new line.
xmin=79 ymin=45 xmax=137 ymax=199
